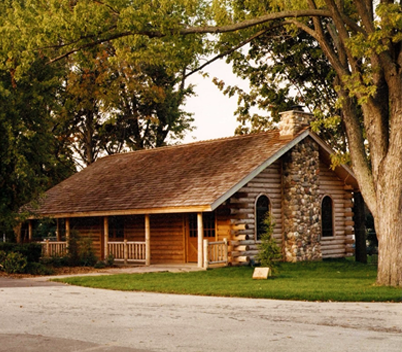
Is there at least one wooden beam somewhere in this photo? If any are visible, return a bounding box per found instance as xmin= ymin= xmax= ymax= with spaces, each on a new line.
xmin=145 ymin=214 xmax=151 ymax=266
xmin=56 ymin=219 xmax=61 ymax=242
xmin=28 ymin=220 xmax=33 ymax=241
xmin=65 ymin=218 xmax=70 ymax=253
xmin=197 ymin=212 xmax=203 ymax=268
xmin=104 ymin=216 xmax=109 ymax=260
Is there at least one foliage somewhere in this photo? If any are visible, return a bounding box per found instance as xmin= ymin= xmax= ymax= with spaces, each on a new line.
xmin=25 ymin=261 xmax=55 ymax=275
xmin=56 ymin=260 xmax=401 ymax=302
xmin=0 ymin=242 xmax=42 ymax=263
xmin=78 ymin=237 xmax=98 ymax=267
xmin=94 ymin=260 xmax=106 ymax=269
xmin=0 ymin=58 xmax=76 ymax=235
xmin=2 ymin=252 xmax=28 ymax=274
xmin=66 ymin=230 xmax=81 ymax=267
xmin=105 ymin=253 xmax=115 ymax=267
xmin=65 ymin=230 xmax=98 ymax=267
xmin=256 ymin=214 xmax=281 ymax=272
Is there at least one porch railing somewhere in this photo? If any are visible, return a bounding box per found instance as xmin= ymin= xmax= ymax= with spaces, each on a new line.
xmin=40 ymin=240 xmax=67 ymax=257
xmin=108 ymin=240 xmax=146 ymax=264
xmin=203 ymin=238 xmax=228 ymax=269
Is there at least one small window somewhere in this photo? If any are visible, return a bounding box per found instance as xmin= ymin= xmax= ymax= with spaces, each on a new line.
xmin=189 ymin=213 xmax=216 ymax=238
xmin=256 ymin=195 xmax=270 ymax=241
xmin=322 ymin=196 xmax=334 ymax=237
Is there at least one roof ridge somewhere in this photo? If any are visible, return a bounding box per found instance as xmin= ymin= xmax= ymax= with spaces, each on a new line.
xmin=98 ymin=129 xmax=280 ymax=161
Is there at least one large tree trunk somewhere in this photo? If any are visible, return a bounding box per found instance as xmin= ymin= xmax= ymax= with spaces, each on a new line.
xmin=375 ymin=155 xmax=402 ymax=287
xmin=375 ymin=212 xmax=402 ymax=287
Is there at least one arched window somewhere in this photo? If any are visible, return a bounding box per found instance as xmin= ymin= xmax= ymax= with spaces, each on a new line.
xmin=256 ymin=195 xmax=270 ymax=241
xmin=321 ymin=196 xmax=334 ymax=237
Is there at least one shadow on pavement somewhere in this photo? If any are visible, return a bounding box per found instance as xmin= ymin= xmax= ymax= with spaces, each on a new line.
xmin=0 ymin=277 xmax=64 ymax=288
xmin=0 ymin=334 xmax=151 ymax=352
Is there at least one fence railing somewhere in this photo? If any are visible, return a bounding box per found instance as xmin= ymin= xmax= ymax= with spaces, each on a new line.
xmin=40 ymin=240 xmax=67 ymax=257
xmin=203 ymin=238 xmax=228 ymax=269
xmin=108 ymin=240 xmax=146 ymax=264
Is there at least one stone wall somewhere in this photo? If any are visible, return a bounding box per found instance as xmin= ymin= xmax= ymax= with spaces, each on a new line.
xmin=282 ymin=137 xmax=322 ymax=261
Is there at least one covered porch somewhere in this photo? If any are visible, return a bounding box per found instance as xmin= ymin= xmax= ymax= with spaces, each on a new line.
xmin=34 ymin=211 xmax=229 ymax=269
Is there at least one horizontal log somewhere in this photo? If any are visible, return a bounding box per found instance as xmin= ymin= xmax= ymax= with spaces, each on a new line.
xmin=230 ymin=223 xmax=249 ymax=231
xmin=232 ymin=256 xmax=250 ymax=263
xmin=233 ymin=234 xmax=249 ymax=241
xmin=321 ymin=244 xmax=346 ymax=251
xmin=321 ymin=248 xmax=346 ymax=255
xmin=345 ymin=239 xmax=355 ymax=245
xmin=322 ymin=253 xmax=345 ymax=259
xmin=233 ymin=245 xmax=250 ymax=252
xmin=345 ymin=220 xmax=355 ymax=227
xmin=346 ymin=247 xmax=355 ymax=254
xmin=231 ymin=213 xmax=250 ymax=220
xmin=231 ymin=192 xmax=248 ymax=199
xmin=344 ymin=201 xmax=354 ymax=208
xmin=230 ymin=240 xmax=255 ymax=246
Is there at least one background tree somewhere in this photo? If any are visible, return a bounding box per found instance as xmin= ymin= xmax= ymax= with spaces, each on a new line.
xmin=0 ymin=59 xmax=75 ymax=237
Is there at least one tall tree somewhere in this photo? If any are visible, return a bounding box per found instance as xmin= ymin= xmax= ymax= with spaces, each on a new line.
xmin=0 ymin=59 xmax=75 ymax=236
xmin=5 ymin=0 xmax=402 ymax=286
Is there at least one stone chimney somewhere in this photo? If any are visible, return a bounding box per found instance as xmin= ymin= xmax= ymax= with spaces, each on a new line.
xmin=278 ymin=107 xmax=313 ymax=136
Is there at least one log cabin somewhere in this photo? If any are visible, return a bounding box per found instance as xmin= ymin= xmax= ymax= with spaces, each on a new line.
xmin=25 ymin=110 xmax=359 ymax=267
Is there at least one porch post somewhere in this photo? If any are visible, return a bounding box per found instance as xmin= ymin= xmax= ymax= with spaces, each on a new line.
xmin=197 ymin=212 xmax=203 ymax=268
xmin=145 ymin=214 xmax=151 ymax=266
xmin=104 ymin=216 xmax=109 ymax=260
xmin=65 ymin=218 xmax=70 ymax=252
xmin=56 ymin=219 xmax=61 ymax=242
xmin=28 ymin=220 xmax=33 ymax=241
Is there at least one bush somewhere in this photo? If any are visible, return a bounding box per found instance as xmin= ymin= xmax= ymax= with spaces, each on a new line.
xmin=256 ymin=214 xmax=281 ymax=273
xmin=3 ymin=252 xmax=28 ymax=274
xmin=94 ymin=260 xmax=106 ymax=269
xmin=25 ymin=262 xmax=55 ymax=275
xmin=0 ymin=242 xmax=42 ymax=263
xmin=79 ymin=237 xmax=98 ymax=267
xmin=40 ymin=255 xmax=69 ymax=268
xmin=105 ymin=253 xmax=114 ymax=267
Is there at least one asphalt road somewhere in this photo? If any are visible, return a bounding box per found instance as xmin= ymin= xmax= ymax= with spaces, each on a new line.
xmin=0 ymin=276 xmax=401 ymax=352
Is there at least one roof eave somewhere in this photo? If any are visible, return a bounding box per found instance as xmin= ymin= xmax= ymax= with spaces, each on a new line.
xmin=28 ymin=205 xmax=213 ymax=219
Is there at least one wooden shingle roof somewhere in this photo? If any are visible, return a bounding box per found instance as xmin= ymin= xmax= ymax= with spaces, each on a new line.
xmin=31 ymin=128 xmax=313 ymax=218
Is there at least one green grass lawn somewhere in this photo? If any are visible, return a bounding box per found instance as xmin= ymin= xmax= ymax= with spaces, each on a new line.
xmin=56 ymin=259 xmax=402 ymax=302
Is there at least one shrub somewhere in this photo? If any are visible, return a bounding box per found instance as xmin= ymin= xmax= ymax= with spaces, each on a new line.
xmin=66 ymin=230 xmax=81 ymax=266
xmin=79 ymin=237 xmax=98 ymax=267
xmin=0 ymin=250 xmax=7 ymax=266
xmin=94 ymin=260 xmax=106 ymax=269
xmin=105 ymin=253 xmax=114 ymax=267
xmin=25 ymin=262 xmax=55 ymax=275
xmin=0 ymin=242 xmax=42 ymax=263
xmin=3 ymin=252 xmax=28 ymax=274
xmin=256 ymin=214 xmax=281 ymax=273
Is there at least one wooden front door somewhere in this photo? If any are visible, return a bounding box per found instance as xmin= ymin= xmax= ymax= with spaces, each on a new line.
xmin=187 ymin=213 xmax=216 ymax=263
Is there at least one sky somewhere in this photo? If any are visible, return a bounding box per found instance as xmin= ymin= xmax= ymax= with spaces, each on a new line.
xmin=182 ymin=59 xmax=246 ymax=143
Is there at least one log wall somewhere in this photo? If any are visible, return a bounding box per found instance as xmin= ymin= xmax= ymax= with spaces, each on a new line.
xmin=225 ymin=161 xmax=283 ymax=265
xmin=70 ymin=217 xmax=103 ymax=259
xmin=319 ymin=160 xmax=355 ymax=258
xmin=148 ymin=213 xmax=185 ymax=264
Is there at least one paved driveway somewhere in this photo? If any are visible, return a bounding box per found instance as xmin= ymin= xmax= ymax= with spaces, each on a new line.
xmin=0 ymin=276 xmax=401 ymax=352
